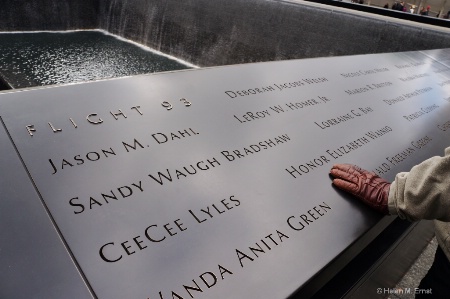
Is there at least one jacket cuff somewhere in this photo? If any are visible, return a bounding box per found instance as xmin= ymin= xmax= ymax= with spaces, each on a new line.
xmin=387 ymin=182 xmax=399 ymax=216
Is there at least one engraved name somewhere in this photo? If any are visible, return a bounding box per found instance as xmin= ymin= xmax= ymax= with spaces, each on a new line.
xmin=99 ymin=195 xmax=240 ymax=263
xmin=314 ymin=107 xmax=373 ymax=129
xmin=287 ymin=202 xmax=332 ymax=231
xmin=437 ymin=120 xmax=450 ymax=131
xmin=233 ymin=97 xmax=328 ymax=124
xmin=384 ymin=135 xmax=432 ymax=167
xmin=49 ymin=147 xmax=117 ymax=175
xmin=403 ymin=104 xmax=439 ymax=122
xmin=402 ymin=87 xmax=432 ymax=99
xmin=340 ymin=67 xmax=389 ymax=78
xmin=70 ymin=181 xmax=144 ymax=214
xmin=395 ymin=62 xmax=425 ymax=69
xmin=385 ymin=147 xmax=416 ymax=166
xmin=151 ymin=264 xmax=233 ymax=299
xmin=286 ymin=126 xmax=392 ymax=178
xmin=189 ymin=195 xmax=241 ymax=224
xmin=398 ymin=73 xmax=429 ymax=81
xmin=344 ymin=82 xmax=392 ymax=95
xmin=99 ymin=216 xmax=189 ymax=263
xmin=148 ymin=157 xmax=221 ymax=186
xmin=48 ymin=128 xmax=199 ymax=174
xmin=411 ymin=135 xmax=432 ymax=149
xmin=221 ymin=134 xmax=291 ymax=162
xmin=383 ymin=87 xmax=433 ymax=105
xmin=224 ymin=77 xmax=329 ymax=98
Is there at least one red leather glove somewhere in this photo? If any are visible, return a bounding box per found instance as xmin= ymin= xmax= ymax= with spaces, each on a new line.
xmin=330 ymin=164 xmax=390 ymax=214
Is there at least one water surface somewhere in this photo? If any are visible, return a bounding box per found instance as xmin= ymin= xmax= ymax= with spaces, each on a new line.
xmin=0 ymin=30 xmax=192 ymax=88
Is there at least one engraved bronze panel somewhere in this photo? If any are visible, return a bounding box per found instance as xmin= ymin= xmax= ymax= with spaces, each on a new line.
xmin=1 ymin=49 xmax=450 ymax=298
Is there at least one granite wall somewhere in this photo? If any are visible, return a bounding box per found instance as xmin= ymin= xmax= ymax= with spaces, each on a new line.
xmin=97 ymin=0 xmax=450 ymax=66
xmin=0 ymin=0 xmax=99 ymax=31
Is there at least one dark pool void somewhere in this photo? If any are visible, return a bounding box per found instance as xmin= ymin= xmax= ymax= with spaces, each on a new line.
xmin=0 ymin=30 xmax=193 ymax=89
xmin=0 ymin=76 xmax=11 ymax=90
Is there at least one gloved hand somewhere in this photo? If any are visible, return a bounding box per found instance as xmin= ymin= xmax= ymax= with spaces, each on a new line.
xmin=330 ymin=164 xmax=390 ymax=214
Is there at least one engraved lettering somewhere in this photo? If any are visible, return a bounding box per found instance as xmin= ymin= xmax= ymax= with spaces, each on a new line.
xmin=48 ymin=122 xmax=62 ymax=133
xmin=87 ymin=113 xmax=104 ymax=124
xmin=49 ymin=148 xmax=116 ymax=174
xmin=26 ymin=125 xmax=36 ymax=136
xmin=99 ymin=242 xmax=122 ymax=263
xmin=69 ymin=181 xmax=144 ymax=214
xmin=148 ymin=157 xmax=221 ymax=186
xmin=110 ymin=109 xmax=127 ymax=120
xmin=287 ymin=202 xmax=331 ymax=231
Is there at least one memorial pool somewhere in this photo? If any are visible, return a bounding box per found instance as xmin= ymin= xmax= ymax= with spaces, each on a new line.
xmin=0 ymin=30 xmax=194 ymax=89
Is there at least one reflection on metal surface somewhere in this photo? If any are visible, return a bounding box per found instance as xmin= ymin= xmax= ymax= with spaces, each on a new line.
xmin=0 ymin=49 xmax=450 ymax=298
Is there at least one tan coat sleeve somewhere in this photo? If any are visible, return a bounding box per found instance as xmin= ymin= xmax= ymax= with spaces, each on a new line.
xmin=388 ymin=147 xmax=450 ymax=222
